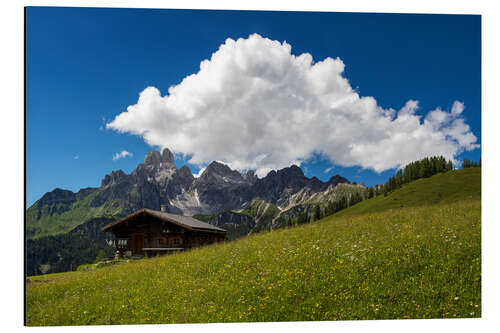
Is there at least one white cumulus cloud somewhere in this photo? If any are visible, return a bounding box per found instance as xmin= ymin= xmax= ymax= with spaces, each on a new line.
xmin=112 ymin=150 xmax=133 ymax=161
xmin=107 ymin=33 xmax=479 ymax=175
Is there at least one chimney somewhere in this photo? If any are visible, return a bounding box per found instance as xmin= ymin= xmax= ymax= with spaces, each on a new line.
xmin=160 ymin=204 xmax=167 ymax=213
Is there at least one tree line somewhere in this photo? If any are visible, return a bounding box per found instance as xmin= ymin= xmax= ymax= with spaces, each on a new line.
xmin=365 ymin=156 xmax=481 ymax=197
xmin=378 ymin=156 xmax=454 ymax=195
xmin=461 ymin=158 xmax=481 ymax=169
xmin=380 ymin=156 xmax=481 ymax=196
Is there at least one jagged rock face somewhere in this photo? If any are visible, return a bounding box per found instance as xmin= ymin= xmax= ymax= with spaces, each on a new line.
xmin=197 ymin=161 xmax=249 ymax=185
xmin=189 ymin=161 xmax=255 ymax=213
xmin=144 ymin=150 xmax=162 ymax=167
xmin=95 ymin=148 xmax=196 ymax=214
xmin=133 ymin=148 xmax=177 ymax=184
xmin=165 ymin=165 xmax=195 ymax=198
xmin=161 ymin=148 xmax=175 ymax=166
xmin=251 ymin=165 xmax=309 ymax=204
xmin=143 ymin=149 xmax=176 ymax=172
xmin=101 ymin=170 xmax=128 ymax=187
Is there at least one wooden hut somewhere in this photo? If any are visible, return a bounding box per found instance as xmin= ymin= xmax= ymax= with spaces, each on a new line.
xmin=101 ymin=206 xmax=226 ymax=257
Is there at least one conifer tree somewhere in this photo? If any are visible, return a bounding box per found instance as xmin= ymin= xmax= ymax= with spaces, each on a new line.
xmin=419 ymin=158 xmax=431 ymax=178
xmin=396 ymin=169 xmax=403 ymax=188
xmin=313 ymin=205 xmax=321 ymax=221
xmin=447 ymin=160 xmax=453 ymax=171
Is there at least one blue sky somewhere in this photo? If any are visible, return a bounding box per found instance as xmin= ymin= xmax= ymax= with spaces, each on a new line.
xmin=26 ymin=7 xmax=481 ymax=207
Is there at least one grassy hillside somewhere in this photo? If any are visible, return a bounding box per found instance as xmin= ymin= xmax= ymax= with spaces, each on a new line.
xmin=26 ymin=168 xmax=481 ymax=325
xmin=334 ymin=168 xmax=480 ymax=218
xmin=26 ymin=191 xmax=124 ymax=239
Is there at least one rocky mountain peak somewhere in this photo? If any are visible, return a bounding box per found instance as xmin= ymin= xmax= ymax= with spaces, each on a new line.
xmin=199 ymin=161 xmax=249 ymax=185
xmin=262 ymin=164 xmax=306 ymax=183
xmin=101 ymin=169 xmax=128 ymax=187
xmin=144 ymin=150 xmax=162 ymax=166
xmin=204 ymin=161 xmax=233 ymax=176
xmin=177 ymin=165 xmax=194 ymax=179
xmin=161 ymin=148 xmax=175 ymax=167
xmin=278 ymin=164 xmax=305 ymax=178
xmin=143 ymin=148 xmax=176 ymax=173
xmin=38 ymin=188 xmax=76 ymax=205
xmin=327 ymin=174 xmax=350 ymax=186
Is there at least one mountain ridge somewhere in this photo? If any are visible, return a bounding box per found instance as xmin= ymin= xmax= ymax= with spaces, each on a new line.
xmin=27 ymin=148 xmax=351 ymax=239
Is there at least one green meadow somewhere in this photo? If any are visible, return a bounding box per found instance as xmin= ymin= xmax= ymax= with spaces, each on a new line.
xmin=26 ymin=168 xmax=481 ymax=325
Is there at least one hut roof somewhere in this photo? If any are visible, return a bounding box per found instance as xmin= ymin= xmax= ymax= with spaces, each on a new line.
xmin=101 ymin=208 xmax=226 ymax=233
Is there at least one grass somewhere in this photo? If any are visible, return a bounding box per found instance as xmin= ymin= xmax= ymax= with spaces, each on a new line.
xmin=26 ymin=169 xmax=481 ymax=325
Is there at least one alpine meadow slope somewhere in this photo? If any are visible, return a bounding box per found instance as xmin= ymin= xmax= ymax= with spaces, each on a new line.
xmin=26 ymin=168 xmax=481 ymax=325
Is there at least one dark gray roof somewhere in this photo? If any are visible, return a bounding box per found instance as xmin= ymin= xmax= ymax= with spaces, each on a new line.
xmin=101 ymin=208 xmax=226 ymax=233
xmin=143 ymin=209 xmax=226 ymax=232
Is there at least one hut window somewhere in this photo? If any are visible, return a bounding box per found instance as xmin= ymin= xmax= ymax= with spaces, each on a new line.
xmin=117 ymin=239 xmax=129 ymax=247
